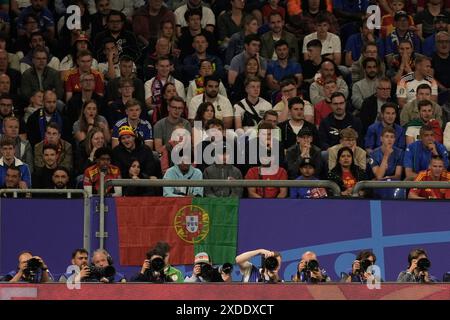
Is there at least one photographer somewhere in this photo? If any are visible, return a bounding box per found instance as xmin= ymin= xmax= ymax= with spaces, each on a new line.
xmin=292 ymin=251 xmax=331 ymax=283
xmin=83 ymin=249 xmax=126 ymax=283
xmin=344 ymin=250 xmax=378 ymax=283
xmin=184 ymin=252 xmax=227 ymax=283
xmin=235 ymin=249 xmax=283 ymax=283
xmin=131 ymin=241 xmax=183 ymax=283
xmin=3 ymin=251 xmax=53 ymax=283
xmin=59 ymin=248 xmax=90 ymax=283
xmin=397 ymin=248 xmax=438 ymax=283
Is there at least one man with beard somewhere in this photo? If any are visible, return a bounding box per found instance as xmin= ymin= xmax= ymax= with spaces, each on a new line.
xmin=266 ymin=40 xmax=303 ymax=92
xmin=351 ymin=58 xmax=380 ymax=113
xmin=32 ymin=144 xmax=58 ymax=188
xmin=59 ymin=248 xmax=89 ymax=283
xmin=52 ymin=166 xmax=71 ymax=190
xmin=261 ymin=12 xmax=299 ymax=62
xmin=188 ymin=74 xmax=233 ymax=129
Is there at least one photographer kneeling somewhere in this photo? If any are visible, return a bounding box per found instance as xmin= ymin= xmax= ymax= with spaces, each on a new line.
xmin=3 ymin=251 xmax=53 ymax=283
xmin=292 ymin=251 xmax=331 ymax=283
xmin=131 ymin=242 xmax=183 ymax=283
xmin=397 ymin=248 xmax=438 ymax=283
xmin=235 ymin=249 xmax=283 ymax=283
xmin=184 ymin=252 xmax=230 ymax=283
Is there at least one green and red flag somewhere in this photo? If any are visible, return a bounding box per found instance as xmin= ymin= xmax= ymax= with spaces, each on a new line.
xmin=115 ymin=197 xmax=239 ymax=265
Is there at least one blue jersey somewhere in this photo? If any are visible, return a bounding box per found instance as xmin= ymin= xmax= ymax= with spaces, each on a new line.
xmin=113 ymin=118 xmax=153 ymax=141
xmin=369 ymin=146 xmax=404 ymax=177
xmin=364 ymin=122 xmax=406 ymax=150
xmin=404 ymin=141 xmax=449 ymax=173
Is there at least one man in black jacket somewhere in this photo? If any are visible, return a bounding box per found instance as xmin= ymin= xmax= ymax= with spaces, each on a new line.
xmin=112 ymin=125 xmax=161 ymax=179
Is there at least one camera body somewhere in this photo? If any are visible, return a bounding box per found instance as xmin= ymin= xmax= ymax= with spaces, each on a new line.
xmin=417 ymin=258 xmax=431 ymax=271
xmin=88 ymin=265 xmax=116 ymax=280
xmin=261 ymin=256 xmax=279 ymax=272
xmin=305 ymin=259 xmax=319 ymax=272
xmin=23 ymin=258 xmax=44 ymax=282
xmin=143 ymin=257 xmax=173 ymax=283
xmin=359 ymin=259 xmax=373 ymax=273
xmin=197 ymin=263 xmax=223 ymax=282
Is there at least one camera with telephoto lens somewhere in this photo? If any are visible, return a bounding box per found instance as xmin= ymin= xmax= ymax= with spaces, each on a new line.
xmin=143 ymin=257 xmax=173 ymax=283
xmin=359 ymin=259 xmax=373 ymax=273
xmin=23 ymin=258 xmax=44 ymax=281
xmin=198 ymin=263 xmax=223 ymax=282
xmin=219 ymin=263 xmax=233 ymax=275
xmin=88 ymin=265 xmax=116 ymax=280
xmin=417 ymin=258 xmax=431 ymax=271
xmin=150 ymin=257 xmax=165 ymax=272
xmin=261 ymin=256 xmax=279 ymax=272
xmin=305 ymin=259 xmax=319 ymax=272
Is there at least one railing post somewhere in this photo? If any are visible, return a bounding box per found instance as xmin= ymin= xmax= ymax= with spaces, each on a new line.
xmin=99 ymin=171 xmax=106 ymax=250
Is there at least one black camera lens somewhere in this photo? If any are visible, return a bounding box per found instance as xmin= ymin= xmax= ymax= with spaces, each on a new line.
xmin=417 ymin=258 xmax=431 ymax=271
xmin=26 ymin=258 xmax=43 ymax=272
xmin=263 ymin=257 xmax=279 ymax=272
xmin=151 ymin=257 xmax=165 ymax=272
xmin=306 ymin=259 xmax=319 ymax=272
xmin=88 ymin=265 xmax=116 ymax=279
xmin=220 ymin=263 xmax=233 ymax=274
xmin=359 ymin=259 xmax=373 ymax=272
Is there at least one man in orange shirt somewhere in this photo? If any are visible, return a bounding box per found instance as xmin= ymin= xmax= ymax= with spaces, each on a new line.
xmin=408 ymin=155 xmax=450 ymax=199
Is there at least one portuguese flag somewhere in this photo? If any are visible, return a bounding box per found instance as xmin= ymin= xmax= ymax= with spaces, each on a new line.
xmin=115 ymin=197 xmax=239 ymax=265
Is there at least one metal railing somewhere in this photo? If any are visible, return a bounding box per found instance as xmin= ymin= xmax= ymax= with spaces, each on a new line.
xmin=0 ymin=189 xmax=91 ymax=251
xmin=105 ymin=179 xmax=342 ymax=196
xmin=352 ymin=181 xmax=450 ymax=197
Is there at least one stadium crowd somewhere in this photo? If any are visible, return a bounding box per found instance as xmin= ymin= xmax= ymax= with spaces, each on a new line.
xmin=0 ymin=0 xmax=447 ymax=200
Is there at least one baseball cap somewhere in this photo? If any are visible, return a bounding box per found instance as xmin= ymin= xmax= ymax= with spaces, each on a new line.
xmin=394 ymin=11 xmax=409 ymax=21
xmin=297 ymin=127 xmax=314 ymax=137
xmin=299 ymin=157 xmax=316 ymax=169
xmin=194 ymin=252 xmax=210 ymax=264
xmin=118 ymin=125 xmax=135 ymax=137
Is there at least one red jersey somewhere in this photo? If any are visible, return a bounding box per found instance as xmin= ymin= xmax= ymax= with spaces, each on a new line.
xmin=314 ymin=100 xmax=332 ymax=127
xmin=342 ymin=171 xmax=357 ymax=190
xmin=410 ymin=169 xmax=450 ymax=199
xmin=83 ymin=164 xmax=121 ymax=194
xmin=64 ymin=68 xmax=105 ymax=95
xmin=245 ymin=166 xmax=288 ymax=198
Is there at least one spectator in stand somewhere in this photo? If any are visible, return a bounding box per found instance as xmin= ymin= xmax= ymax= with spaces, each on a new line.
xmin=385 ymin=11 xmax=421 ymax=60
xmin=380 ymin=0 xmax=414 ymax=39
xmin=225 ymin=15 xmax=259 ymax=66
xmin=351 ymin=41 xmax=386 ymax=84
xmin=396 ymin=56 xmax=438 ymax=109
xmin=174 ymin=0 xmax=215 ymax=35
xmin=20 ymin=46 xmax=63 ymax=102
xmin=302 ymin=13 xmax=341 ymax=65
xmin=285 ymin=126 xmax=323 ymax=180
xmin=74 ymin=128 xmax=107 ymax=177
xmin=422 ymin=15 xmax=449 ymax=57
xmin=262 ymin=0 xmax=286 ymax=23
xmin=186 ymin=59 xmax=227 ymax=103
xmin=64 ymin=50 xmax=104 ymax=102
xmin=318 ymin=92 xmax=362 ymax=150
xmin=163 ymin=154 xmax=203 ymax=197
xmin=141 ymin=37 xmax=180 ymax=82
xmin=328 ymin=127 xmax=367 ymax=171
xmin=405 ymin=100 xmax=443 ymax=145
xmin=19 ymin=31 xmax=60 ymax=74
xmin=351 ymin=57 xmax=380 ymax=114
xmin=302 ymin=40 xmax=324 ymax=95
xmin=400 ymin=83 xmax=443 ymax=127
xmin=260 ymin=12 xmax=299 ymax=62
xmin=73 ymin=100 xmax=110 ymax=144
xmin=360 ymin=77 xmax=394 ymax=137
xmin=414 ymin=0 xmax=450 ymax=39
xmin=368 ymin=127 xmax=404 ymax=196
xmin=34 ymin=122 xmax=73 ymax=173
xmin=111 ymin=99 xmax=153 ymax=149
xmin=93 ymin=10 xmax=139 ymax=61
xmin=432 ymin=31 xmax=450 ymax=104
xmin=290 ymin=157 xmax=327 ymax=199
xmin=328 ymin=146 xmax=367 ymax=197
xmin=26 ymin=90 xmax=69 ymax=147
xmin=90 ymin=0 xmax=112 ymax=37
xmin=404 ymin=124 xmax=449 ymax=180
xmin=309 ymin=60 xmax=348 ymax=105
xmin=0 ymin=116 xmax=33 ymax=172
xmin=13 ymin=13 xmax=40 ymax=56
xmin=32 ymin=144 xmax=59 ymax=188
xmin=132 ymin=0 xmax=175 ymax=49
xmin=216 ymin=0 xmax=245 ymax=48
xmin=386 ymin=39 xmax=425 ymax=83
xmin=313 ymin=78 xmax=336 ymax=128
xmin=0 ymin=136 xmax=31 ymax=188
xmin=408 ymin=155 xmax=450 ymax=199
xmin=16 ymin=0 xmax=56 ymax=41
xmin=83 ymin=147 xmax=122 ymax=196
xmin=365 ymin=102 xmax=406 ymax=154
